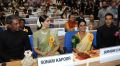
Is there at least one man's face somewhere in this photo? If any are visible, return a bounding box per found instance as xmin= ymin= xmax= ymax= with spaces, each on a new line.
xmin=80 ymin=12 xmax=84 ymax=17
xmin=69 ymin=15 xmax=75 ymax=22
xmin=105 ymin=15 xmax=113 ymax=26
xmin=102 ymin=2 xmax=107 ymax=8
xmin=89 ymin=15 xmax=94 ymax=21
xmin=19 ymin=20 xmax=24 ymax=28
xmin=111 ymin=2 xmax=116 ymax=8
xmin=10 ymin=19 xmax=20 ymax=31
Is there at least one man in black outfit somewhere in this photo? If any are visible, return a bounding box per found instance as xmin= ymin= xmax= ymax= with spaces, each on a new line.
xmin=97 ymin=13 xmax=119 ymax=49
xmin=0 ymin=15 xmax=32 ymax=62
xmin=76 ymin=11 xmax=84 ymax=23
xmin=118 ymin=4 xmax=120 ymax=27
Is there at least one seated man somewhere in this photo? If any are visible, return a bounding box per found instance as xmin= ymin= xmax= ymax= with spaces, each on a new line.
xmin=0 ymin=15 xmax=32 ymax=62
xmin=19 ymin=19 xmax=33 ymax=35
xmin=76 ymin=11 xmax=84 ymax=23
xmin=64 ymin=14 xmax=78 ymax=32
xmin=97 ymin=13 xmax=119 ymax=49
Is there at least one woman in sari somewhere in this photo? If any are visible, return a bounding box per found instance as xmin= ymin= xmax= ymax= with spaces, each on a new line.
xmin=33 ymin=15 xmax=60 ymax=57
xmin=72 ymin=20 xmax=94 ymax=53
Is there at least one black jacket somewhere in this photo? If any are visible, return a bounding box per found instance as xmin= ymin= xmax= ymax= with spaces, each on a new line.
xmin=96 ymin=24 xmax=119 ymax=49
xmin=118 ymin=5 xmax=120 ymax=21
xmin=0 ymin=29 xmax=32 ymax=62
xmin=24 ymin=26 xmax=33 ymax=35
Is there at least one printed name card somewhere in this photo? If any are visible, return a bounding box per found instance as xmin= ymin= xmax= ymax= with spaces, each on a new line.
xmin=100 ymin=46 xmax=120 ymax=63
xmin=38 ymin=54 xmax=74 ymax=66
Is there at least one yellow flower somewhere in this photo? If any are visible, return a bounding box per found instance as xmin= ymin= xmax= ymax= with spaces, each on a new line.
xmin=49 ymin=36 xmax=55 ymax=48
xmin=23 ymin=28 xmax=28 ymax=32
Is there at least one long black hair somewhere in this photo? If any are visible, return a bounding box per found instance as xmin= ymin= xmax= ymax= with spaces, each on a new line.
xmin=37 ymin=15 xmax=48 ymax=30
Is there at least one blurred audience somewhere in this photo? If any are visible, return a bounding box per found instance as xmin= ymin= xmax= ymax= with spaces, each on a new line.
xmin=65 ymin=14 xmax=77 ymax=32
xmin=98 ymin=1 xmax=108 ymax=27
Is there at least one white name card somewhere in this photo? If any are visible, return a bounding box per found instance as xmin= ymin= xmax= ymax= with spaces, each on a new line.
xmin=38 ymin=54 xmax=74 ymax=66
xmin=100 ymin=46 xmax=120 ymax=63
xmin=58 ymin=28 xmax=66 ymax=36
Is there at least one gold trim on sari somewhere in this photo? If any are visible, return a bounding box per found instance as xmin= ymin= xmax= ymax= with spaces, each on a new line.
xmin=76 ymin=32 xmax=94 ymax=52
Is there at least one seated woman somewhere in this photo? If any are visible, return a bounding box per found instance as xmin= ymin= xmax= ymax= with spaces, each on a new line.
xmin=64 ymin=14 xmax=78 ymax=32
xmin=88 ymin=14 xmax=98 ymax=30
xmin=33 ymin=15 xmax=60 ymax=57
xmin=72 ymin=20 xmax=94 ymax=53
xmin=88 ymin=14 xmax=96 ymax=30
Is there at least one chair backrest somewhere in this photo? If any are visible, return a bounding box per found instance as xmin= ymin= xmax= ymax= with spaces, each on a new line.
xmin=24 ymin=17 xmax=38 ymax=24
xmin=54 ymin=19 xmax=68 ymax=24
xmin=53 ymin=19 xmax=68 ymax=28
xmin=92 ymin=31 xmax=97 ymax=49
xmin=0 ymin=27 xmax=4 ymax=32
xmin=29 ymin=35 xmax=37 ymax=58
xmin=64 ymin=31 xmax=78 ymax=53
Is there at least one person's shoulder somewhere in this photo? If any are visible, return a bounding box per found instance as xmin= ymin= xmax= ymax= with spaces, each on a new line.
xmin=88 ymin=32 xmax=93 ymax=36
xmin=99 ymin=8 xmax=107 ymax=12
xmin=112 ymin=25 xmax=119 ymax=30
xmin=98 ymin=8 xmax=103 ymax=12
xmin=19 ymin=30 xmax=27 ymax=34
xmin=0 ymin=31 xmax=4 ymax=36
xmin=65 ymin=21 xmax=69 ymax=26
xmin=87 ymin=32 xmax=94 ymax=39
xmin=65 ymin=21 xmax=69 ymax=24
xmin=1 ymin=30 xmax=9 ymax=34
xmin=97 ymin=25 xmax=104 ymax=30
xmin=112 ymin=25 xmax=118 ymax=28
xmin=88 ymin=33 xmax=94 ymax=41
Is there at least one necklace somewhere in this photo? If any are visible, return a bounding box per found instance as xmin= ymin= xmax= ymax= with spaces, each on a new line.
xmin=40 ymin=29 xmax=49 ymax=35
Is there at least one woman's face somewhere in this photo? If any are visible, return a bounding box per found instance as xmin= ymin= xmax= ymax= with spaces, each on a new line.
xmin=19 ymin=20 xmax=24 ymax=28
xmin=78 ymin=22 xmax=86 ymax=32
xmin=89 ymin=15 xmax=94 ymax=21
xmin=42 ymin=18 xmax=51 ymax=28
xmin=69 ymin=15 xmax=75 ymax=22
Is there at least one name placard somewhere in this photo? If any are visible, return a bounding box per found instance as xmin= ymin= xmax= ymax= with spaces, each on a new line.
xmin=38 ymin=54 xmax=74 ymax=66
xmin=100 ymin=46 xmax=120 ymax=63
